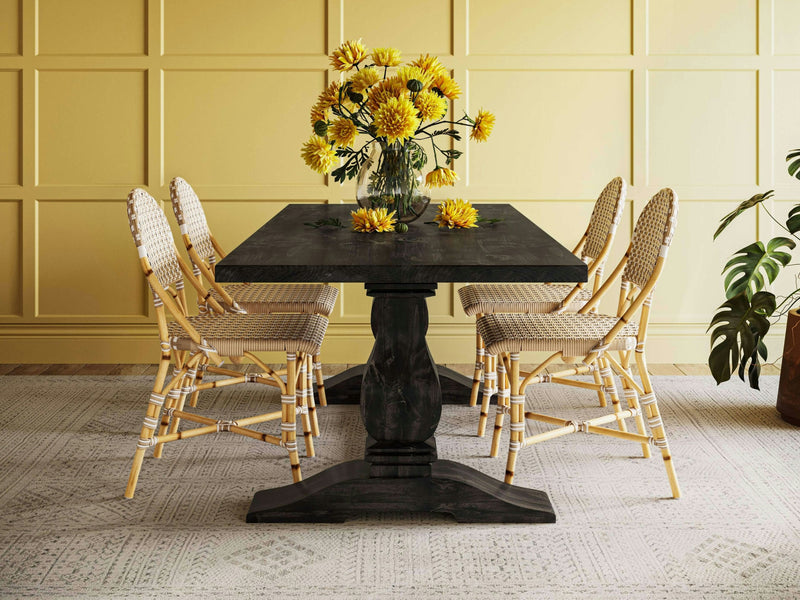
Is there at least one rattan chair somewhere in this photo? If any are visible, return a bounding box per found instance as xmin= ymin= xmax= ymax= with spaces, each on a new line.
xmin=169 ymin=176 xmax=338 ymax=435
xmin=459 ymin=177 xmax=627 ymax=435
xmin=476 ymin=188 xmax=680 ymax=499
xmin=124 ymin=188 xmax=329 ymax=499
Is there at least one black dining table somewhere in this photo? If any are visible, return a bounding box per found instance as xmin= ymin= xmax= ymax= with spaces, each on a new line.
xmin=216 ymin=203 xmax=587 ymax=523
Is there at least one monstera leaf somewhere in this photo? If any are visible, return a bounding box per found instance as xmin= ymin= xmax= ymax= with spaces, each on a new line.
xmin=708 ymin=291 xmax=776 ymax=388
xmin=788 ymin=148 xmax=800 ymax=181
xmin=787 ymin=204 xmax=800 ymax=235
xmin=721 ymin=237 xmax=796 ymax=299
xmin=713 ymin=190 xmax=774 ymax=240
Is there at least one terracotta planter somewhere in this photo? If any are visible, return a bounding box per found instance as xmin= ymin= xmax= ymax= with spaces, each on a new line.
xmin=777 ymin=308 xmax=800 ymax=426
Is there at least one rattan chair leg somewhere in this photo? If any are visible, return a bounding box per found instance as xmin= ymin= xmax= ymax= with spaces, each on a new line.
xmin=618 ymin=351 xmax=650 ymax=458
xmin=504 ymin=353 xmax=523 ymax=485
xmin=490 ymin=353 xmax=510 ymax=458
xmin=599 ymin=356 xmax=627 ymax=433
xmin=305 ymin=354 xmax=320 ymax=437
xmin=188 ymin=358 xmax=206 ymax=408
xmin=124 ymin=355 xmax=171 ymax=499
xmin=298 ymin=354 xmax=315 ymax=457
xmin=592 ymin=366 xmax=606 ymax=407
xmin=635 ymin=351 xmax=680 ymax=498
xmin=469 ymin=322 xmax=485 ymax=407
xmin=477 ymin=353 xmax=496 ymax=437
xmin=283 ymin=353 xmax=302 ymax=482
xmin=313 ymin=353 xmax=327 ymax=407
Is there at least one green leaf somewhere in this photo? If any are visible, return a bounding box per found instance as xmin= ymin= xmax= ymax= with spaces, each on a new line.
xmin=721 ymin=237 xmax=795 ymax=299
xmin=787 ymin=204 xmax=800 ymax=235
xmin=788 ymin=149 xmax=800 ymax=180
xmin=708 ymin=291 xmax=776 ymax=388
xmin=713 ymin=190 xmax=774 ymax=240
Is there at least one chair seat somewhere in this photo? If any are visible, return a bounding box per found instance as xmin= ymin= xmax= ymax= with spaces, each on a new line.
xmin=476 ymin=312 xmax=638 ymax=357
xmin=169 ymin=313 xmax=328 ymax=357
xmin=210 ymin=283 xmax=338 ymax=316
xmin=459 ymin=283 xmax=592 ymax=317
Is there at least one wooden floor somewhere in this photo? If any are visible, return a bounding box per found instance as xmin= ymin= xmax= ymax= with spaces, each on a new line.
xmin=0 ymin=363 xmax=781 ymax=376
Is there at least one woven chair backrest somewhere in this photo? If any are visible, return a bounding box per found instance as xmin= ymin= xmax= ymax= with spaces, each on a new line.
xmin=126 ymin=188 xmax=183 ymax=290
xmin=169 ymin=177 xmax=216 ymax=263
xmin=581 ymin=176 xmax=626 ymax=262
xmin=622 ymin=188 xmax=678 ymax=290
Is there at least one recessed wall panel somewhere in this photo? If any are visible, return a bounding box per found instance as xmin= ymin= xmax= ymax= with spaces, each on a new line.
xmin=164 ymin=70 xmax=325 ymax=186
xmin=774 ymin=71 xmax=800 ymax=185
xmin=0 ymin=200 xmax=21 ymax=316
xmin=468 ymin=70 xmax=631 ymax=197
xmin=469 ymin=0 xmax=630 ymax=55
xmin=37 ymin=70 xmax=146 ymax=185
xmin=164 ymin=0 xmax=326 ymax=56
xmin=0 ymin=70 xmax=20 ymax=185
xmin=343 ymin=0 xmax=452 ymax=56
xmin=648 ymin=70 xmax=756 ymax=186
xmin=37 ymin=201 xmax=147 ymax=317
xmin=37 ymin=0 xmax=145 ymax=55
xmin=648 ymin=0 xmax=756 ymax=55
xmin=653 ymin=201 xmax=754 ymax=324
xmin=0 ymin=0 xmax=20 ymax=55
xmin=775 ymin=0 xmax=800 ymax=55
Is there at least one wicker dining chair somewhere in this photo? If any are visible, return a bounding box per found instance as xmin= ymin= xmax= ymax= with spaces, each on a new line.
xmin=475 ymin=188 xmax=680 ymax=499
xmin=459 ymin=177 xmax=626 ymax=436
xmin=124 ymin=188 xmax=329 ymax=499
xmin=169 ymin=176 xmax=338 ymax=436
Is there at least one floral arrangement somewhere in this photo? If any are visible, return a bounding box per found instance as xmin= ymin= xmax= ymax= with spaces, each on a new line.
xmin=300 ymin=40 xmax=495 ymax=200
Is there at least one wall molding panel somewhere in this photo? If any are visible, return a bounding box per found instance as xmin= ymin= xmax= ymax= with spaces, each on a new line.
xmin=1 ymin=0 xmax=798 ymax=364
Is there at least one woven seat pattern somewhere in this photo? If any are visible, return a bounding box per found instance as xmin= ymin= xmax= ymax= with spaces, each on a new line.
xmin=169 ymin=177 xmax=215 ymax=261
xmin=127 ymin=188 xmax=182 ymax=289
xmin=210 ymin=283 xmax=338 ymax=316
xmin=168 ymin=313 xmax=328 ymax=357
xmin=583 ymin=176 xmax=626 ymax=260
xmin=458 ymin=283 xmax=592 ymax=317
xmin=622 ymin=188 xmax=678 ymax=289
xmin=476 ymin=312 xmax=638 ymax=356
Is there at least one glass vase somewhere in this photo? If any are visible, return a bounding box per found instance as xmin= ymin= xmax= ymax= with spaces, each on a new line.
xmin=356 ymin=141 xmax=431 ymax=223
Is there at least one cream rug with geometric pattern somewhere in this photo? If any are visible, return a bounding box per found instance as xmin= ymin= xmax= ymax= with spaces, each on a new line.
xmin=1 ymin=375 xmax=798 ymax=599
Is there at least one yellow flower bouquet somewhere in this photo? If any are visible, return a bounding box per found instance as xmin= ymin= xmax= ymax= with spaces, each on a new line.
xmin=301 ymin=39 xmax=494 ymax=223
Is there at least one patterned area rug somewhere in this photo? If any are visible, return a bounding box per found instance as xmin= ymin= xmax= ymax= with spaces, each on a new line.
xmin=0 ymin=375 xmax=798 ymax=599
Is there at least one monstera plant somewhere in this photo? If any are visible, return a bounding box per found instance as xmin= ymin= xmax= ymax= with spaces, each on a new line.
xmin=709 ymin=149 xmax=800 ymax=390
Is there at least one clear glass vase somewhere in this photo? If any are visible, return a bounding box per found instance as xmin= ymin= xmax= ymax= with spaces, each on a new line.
xmin=356 ymin=141 xmax=431 ymax=223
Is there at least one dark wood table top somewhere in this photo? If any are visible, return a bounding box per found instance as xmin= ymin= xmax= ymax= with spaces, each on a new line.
xmin=217 ymin=204 xmax=587 ymax=285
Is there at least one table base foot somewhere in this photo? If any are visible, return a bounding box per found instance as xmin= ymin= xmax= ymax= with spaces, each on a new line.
xmin=246 ymin=459 xmax=555 ymax=523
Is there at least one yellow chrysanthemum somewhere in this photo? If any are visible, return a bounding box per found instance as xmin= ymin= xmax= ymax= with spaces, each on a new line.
xmin=414 ymin=90 xmax=448 ymax=122
xmin=330 ymin=39 xmax=368 ymax=71
xmin=301 ymin=135 xmax=337 ymax=174
xmin=310 ymin=80 xmax=344 ymax=125
xmin=396 ymin=66 xmax=433 ymax=91
xmin=371 ymin=47 xmax=402 ymax=67
xmin=351 ymin=207 xmax=397 ymax=232
xmin=470 ymin=109 xmax=495 ymax=142
xmin=328 ymin=118 xmax=358 ymax=148
xmin=349 ymin=66 xmax=381 ymax=93
xmin=373 ymin=96 xmax=420 ymax=145
xmin=366 ymin=78 xmax=405 ymax=113
xmin=433 ymin=73 xmax=461 ymax=100
xmin=434 ymin=199 xmax=479 ymax=229
xmin=411 ymin=53 xmax=448 ymax=78
xmin=425 ymin=167 xmax=459 ymax=188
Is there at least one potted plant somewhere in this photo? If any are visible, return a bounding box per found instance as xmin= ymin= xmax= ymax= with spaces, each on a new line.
xmin=709 ymin=149 xmax=800 ymax=424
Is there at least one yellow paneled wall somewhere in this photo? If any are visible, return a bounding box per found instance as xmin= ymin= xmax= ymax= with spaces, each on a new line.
xmin=1 ymin=0 xmax=799 ymax=363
